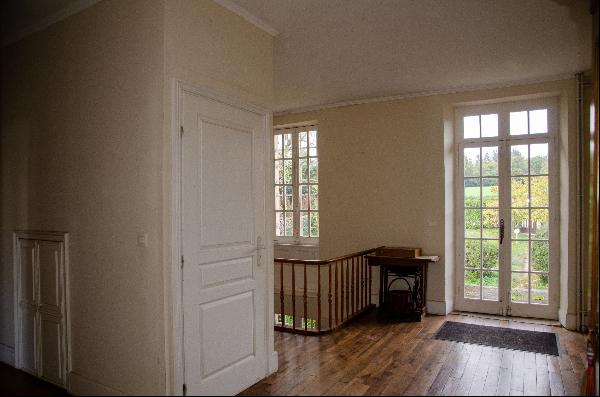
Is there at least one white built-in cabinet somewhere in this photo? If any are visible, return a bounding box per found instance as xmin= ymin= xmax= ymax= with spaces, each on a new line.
xmin=14 ymin=231 xmax=69 ymax=389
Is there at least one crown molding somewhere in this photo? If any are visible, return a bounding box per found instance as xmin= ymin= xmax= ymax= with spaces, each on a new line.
xmin=212 ymin=0 xmax=279 ymax=37
xmin=2 ymin=0 xmax=101 ymax=47
xmin=274 ymin=73 xmax=577 ymax=116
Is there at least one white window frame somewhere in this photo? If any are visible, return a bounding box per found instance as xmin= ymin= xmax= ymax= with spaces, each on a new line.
xmin=274 ymin=122 xmax=319 ymax=245
xmin=454 ymin=97 xmax=560 ymax=320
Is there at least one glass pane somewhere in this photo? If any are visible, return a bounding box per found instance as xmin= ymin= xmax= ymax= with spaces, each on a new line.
xmin=531 ymin=241 xmax=549 ymax=272
xmin=530 ymin=176 xmax=548 ymax=207
xmin=511 ymin=177 xmax=529 ymax=207
xmin=308 ymin=130 xmax=317 ymax=147
xmin=300 ymin=185 xmax=309 ymax=210
xmin=275 ymin=186 xmax=284 ymax=211
xmin=511 ymin=241 xmax=529 ymax=271
xmin=299 ymin=158 xmax=308 ymax=183
xmin=309 ymin=158 xmax=318 ymax=183
xmin=275 ymin=160 xmax=284 ymax=184
xmin=274 ymin=135 xmax=283 ymax=159
xmin=285 ymin=186 xmax=293 ymax=211
xmin=285 ymin=212 xmax=294 ymax=236
xmin=465 ymin=240 xmax=481 ymax=268
xmin=283 ymin=133 xmax=293 ymax=158
xmin=531 ymin=274 xmax=549 ymax=304
xmin=300 ymin=212 xmax=309 ymax=237
xmin=481 ymin=114 xmax=498 ymax=137
xmin=464 ymin=148 xmax=480 ymax=177
xmin=511 ymin=145 xmax=528 ymax=175
xmin=464 ymin=116 xmax=480 ymax=139
xmin=530 ymin=143 xmax=548 ymax=175
xmin=299 ymin=131 xmax=308 ymax=157
xmin=284 ymin=159 xmax=293 ymax=184
xmin=482 ymin=240 xmax=499 ymax=270
xmin=482 ymin=209 xmax=499 ymax=238
xmin=310 ymin=185 xmax=319 ymax=210
xmin=529 ymin=109 xmax=548 ymax=134
xmin=482 ymin=178 xmax=499 ymax=208
xmin=482 ymin=146 xmax=498 ymax=176
xmin=510 ymin=111 xmax=528 ymax=135
xmin=310 ymin=212 xmax=319 ymax=237
xmin=464 ymin=178 xmax=481 ymax=207
xmin=465 ymin=209 xmax=481 ymax=238
xmin=482 ymin=271 xmax=499 ymax=301
xmin=511 ymin=209 xmax=529 ymax=240
xmin=309 ymin=147 xmax=317 ymax=157
xmin=464 ymin=270 xmax=481 ymax=299
xmin=531 ymin=209 xmax=549 ymax=239
xmin=511 ymin=273 xmax=529 ymax=302
xmin=275 ymin=212 xmax=284 ymax=236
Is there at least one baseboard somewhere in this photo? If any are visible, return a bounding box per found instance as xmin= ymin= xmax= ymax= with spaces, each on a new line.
xmin=268 ymin=351 xmax=278 ymax=375
xmin=68 ymin=371 xmax=126 ymax=396
xmin=0 ymin=343 xmax=15 ymax=366
xmin=427 ymin=300 xmax=449 ymax=315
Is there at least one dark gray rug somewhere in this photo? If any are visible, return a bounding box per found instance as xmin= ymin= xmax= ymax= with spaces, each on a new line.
xmin=434 ymin=321 xmax=559 ymax=356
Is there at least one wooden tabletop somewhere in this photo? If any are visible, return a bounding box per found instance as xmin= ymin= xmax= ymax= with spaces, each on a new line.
xmin=365 ymin=254 xmax=440 ymax=266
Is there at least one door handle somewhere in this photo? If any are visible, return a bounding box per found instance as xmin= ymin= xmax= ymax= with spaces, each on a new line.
xmin=256 ymin=236 xmax=266 ymax=266
xmin=499 ymin=219 xmax=505 ymax=245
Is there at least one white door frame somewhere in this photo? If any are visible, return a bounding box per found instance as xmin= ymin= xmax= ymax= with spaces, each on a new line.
xmin=453 ymin=97 xmax=560 ymax=319
xmin=168 ymin=80 xmax=276 ymax=396
xmin=13 ymin=230 xmax=71 ymax=389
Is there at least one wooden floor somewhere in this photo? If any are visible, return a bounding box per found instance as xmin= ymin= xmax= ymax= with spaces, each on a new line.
xmin=240 ymin=312 xmax=587 ymax=396
xmin=0 ymin=362 xmax=69 ymax=396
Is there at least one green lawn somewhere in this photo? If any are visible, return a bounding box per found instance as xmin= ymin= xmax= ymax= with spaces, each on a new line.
xmin=465 ymin=186 xmax=496 ymax=199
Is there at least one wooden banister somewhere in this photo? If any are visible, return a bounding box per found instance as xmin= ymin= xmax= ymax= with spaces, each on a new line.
xmin=274 ymin=247 xmax=378 ymax=335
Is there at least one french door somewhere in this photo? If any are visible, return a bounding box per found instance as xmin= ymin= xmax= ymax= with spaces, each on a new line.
xmin=455 ymin=98 xmax=559 ymax=319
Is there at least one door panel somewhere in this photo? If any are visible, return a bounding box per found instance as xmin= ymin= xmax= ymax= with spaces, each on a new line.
xmin=39 ymin=315 xmax=63 ymax=385
xmin=182 ymin=91 xmax=267 ymax=396
xmin=38 ymin=241 xmax=62 ymax=312
xmin=19 ymin=240 xmax=36 ymax=304
xmin=20 ymin=306 xmax=37 ymax=374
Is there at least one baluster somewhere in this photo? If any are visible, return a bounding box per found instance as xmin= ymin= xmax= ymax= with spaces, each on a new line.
xmin=303 ymin=263 xmax=308 ymax=332
xmin=355 ymin=256 xmax=359 ymax=312
xmin=346 ymin=259 xmax=350 ymax=320
xmin=359 ymin=256 xmax=363 ymax=310
xmin=328 ymin=263 xmax=332 ymax=330
xmin=335 ymin=262 xmax=339 ymax=327
xmin=367 ymin=260 xmax=372 ymax=305
xmin=348 ymin=257 xmax=356 ymax=316
xmin=292 ymin=262 xmax=296 ymax=330
xmin=280 ymin=262 xmax=285 ymax=326
xmin=317 ymin=263 xmax=322 ymax=332
xmin=341 ymin=260 xmax=345 ymax=322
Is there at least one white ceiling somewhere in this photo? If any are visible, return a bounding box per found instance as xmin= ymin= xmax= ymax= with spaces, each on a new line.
xmin=2 ymin=0 xmax=592 ymax=113
xmin=231 ymin=0 xmax=592 ymax=112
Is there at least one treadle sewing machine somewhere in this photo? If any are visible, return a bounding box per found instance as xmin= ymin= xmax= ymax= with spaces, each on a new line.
xmin=365 ymin=246 xmax=439 ymax=321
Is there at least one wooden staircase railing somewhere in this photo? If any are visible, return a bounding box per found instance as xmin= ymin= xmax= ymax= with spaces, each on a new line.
xmin=274 ymin=247 xmax=380 ymax=335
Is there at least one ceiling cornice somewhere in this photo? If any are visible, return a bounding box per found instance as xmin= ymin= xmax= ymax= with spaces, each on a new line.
xmin=274 ymin=73 xmax=577 ymax=116
xmin=212 ymin=0 xmax=279 ymax=36
xmin=2 ymin=0 xmax=100 ymax=48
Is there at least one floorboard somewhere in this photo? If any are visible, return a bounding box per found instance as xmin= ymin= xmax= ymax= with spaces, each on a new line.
xmin=240 ymin=312 xmax=587 ymax=396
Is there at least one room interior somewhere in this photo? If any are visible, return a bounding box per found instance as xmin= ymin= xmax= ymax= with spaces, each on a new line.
xmin=1 ymin=0 xmax=598 ymax=396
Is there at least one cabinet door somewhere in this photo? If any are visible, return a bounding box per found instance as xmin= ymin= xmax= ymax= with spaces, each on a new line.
xmin=37 ymin=240 xmax=65 ymax=386
xmin=17 ymin=239 xmax=37 ymax=375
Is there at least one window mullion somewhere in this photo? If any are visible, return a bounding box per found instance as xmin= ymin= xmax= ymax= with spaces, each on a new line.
xmin=292 ymin=128 xmax=300 ymax=241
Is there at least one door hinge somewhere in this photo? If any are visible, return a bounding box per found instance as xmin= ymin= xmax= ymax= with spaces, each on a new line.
xmin=183 ymin=383 xmax=187 ymax=396
xmin=180 ymin=125 xmax=184 ymax=134
xmin=181 ymin=255 xmax=184 ymax=269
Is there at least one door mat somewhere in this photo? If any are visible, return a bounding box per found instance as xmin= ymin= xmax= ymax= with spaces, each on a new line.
xmin=434 ymin=321 xmax=559 ymax=356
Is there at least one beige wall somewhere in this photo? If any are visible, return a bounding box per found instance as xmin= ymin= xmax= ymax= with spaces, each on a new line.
xmin=274 ymin=78 xmax=579 ymax=322
xmin=1 ymin=0 xmax=275 ymax=395
xmin=1 ymin=1 xmax=166 ymax=394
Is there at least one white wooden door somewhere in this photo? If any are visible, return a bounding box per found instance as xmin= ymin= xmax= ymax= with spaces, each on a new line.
xmin=15 ymin=232 xmax=68 ymax=388
xmin=181 ymin=90 xmax=268 ymax=396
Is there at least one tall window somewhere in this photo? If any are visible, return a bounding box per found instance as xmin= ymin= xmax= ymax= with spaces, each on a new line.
xmin=274 ymin=125 xmax=319 ymax=243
